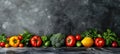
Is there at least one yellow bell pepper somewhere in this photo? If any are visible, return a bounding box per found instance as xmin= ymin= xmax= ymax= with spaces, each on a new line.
xmin=9 ymin=36 xmax=20 ymax=47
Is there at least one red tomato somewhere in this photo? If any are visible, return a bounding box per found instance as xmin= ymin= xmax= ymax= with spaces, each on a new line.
xmin=75 ymin=34 xmax=81 ymax=40
xmin=66 ymin=35 xmax=76 ymax=47
xmin=0 ymin=42 xmax=1 ymax=47
xmin=0 ymin=42 xmax=5 ymax=47
xmin=19 ymin=43 xmax=24 ymax=48
xmin=18 ymin=35 xmax=23 ymax=40
xmin=112 ymin=41 xmax=118 ymax=48
xmin=30 ymin=36 xmax=42 ymax=47
xmin=95 ymin=37 xmax=105 ymax=48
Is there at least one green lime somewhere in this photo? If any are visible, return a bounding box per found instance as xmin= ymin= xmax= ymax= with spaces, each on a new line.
xmin=76 ymin=41 xmax=82 ymax=47
xmin=45 ymin=41 xmax=50 ymax=47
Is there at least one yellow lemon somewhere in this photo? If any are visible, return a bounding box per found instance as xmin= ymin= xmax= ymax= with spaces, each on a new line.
xmin=81 ymin=36 xmax=94 ymax=48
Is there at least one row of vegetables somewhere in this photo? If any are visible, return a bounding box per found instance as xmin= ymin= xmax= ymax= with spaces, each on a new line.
xmin=0 ymin=29 xmax=120 ymax=48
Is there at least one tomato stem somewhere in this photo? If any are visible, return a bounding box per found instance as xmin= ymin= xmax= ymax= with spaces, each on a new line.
xmin=68 ymin=39 xmax=71 ymax=43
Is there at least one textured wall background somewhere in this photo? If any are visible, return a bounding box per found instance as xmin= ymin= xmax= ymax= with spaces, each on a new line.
xmin=0 ymin=0 xmax=120 ymax=36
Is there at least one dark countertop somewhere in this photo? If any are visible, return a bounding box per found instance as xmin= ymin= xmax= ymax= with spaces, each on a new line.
xmin=0 ymin=47 xmax=119 ymax=54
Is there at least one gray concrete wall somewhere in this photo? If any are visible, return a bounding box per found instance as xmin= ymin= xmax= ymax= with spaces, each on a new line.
xmin=0 ymin=0 xmax=120 ymax=36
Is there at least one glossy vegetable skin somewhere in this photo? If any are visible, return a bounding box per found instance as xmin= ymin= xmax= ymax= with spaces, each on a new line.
xmin=9 ymin=36 xmax=20 ymax=47
xmin=30 ymin=36 xmax=42 ymax=47
xmin=66 ymin=35 xmax=76 ymax=47
xmin=95 ymin=37 xmax=105 ymax=47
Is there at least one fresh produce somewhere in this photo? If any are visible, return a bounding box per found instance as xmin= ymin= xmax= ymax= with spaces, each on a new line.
xmin=0 ymin=42 xmax=5 ymax=47
xmin=112 ymin=41 xmax=118 ymax=48
xmin=9 ymin=36 xmax=20 ymax=47
xmin=0 ymin=28 xmax=119 ymax=48
xmin=41 ymin=35 xmax=51 ymax=47
xmin=103 ymin=29 xmax=117 ymax=46
xmin=41 ymin=35 xmax=48 ymax=42
xmin=18 ymin=35 xmax=23 ymax=40
xmin=50 ymin=33 xmax=65 ymax=47
xmin=66 ymin=35 xmax=76 ymax=47
xmin=30 ymin=36 xmax=42 ymax=47
xmin=76 ymin=41 xmax=82 ymax=47
xmin=81 ymin=36 xmax=94 ymax=48
xmin=0 ymin=34 xmax=7 ymax=47
xmin=44 ymin=41 xmax=50 ymax=47
xmin=5 ymin=44 xmax=9 ymax=48
xmin=95 ymin=37 xmax=105 ymax=47
xmin=75 ymin=34 xmax=81 ymax=40
xmin=19 ymin=43 xmax=24 ymax=48
xmin=21 ymin=31 xmax=32 ymax=46
xmin=81 ymin=29 xmax=99 ymax=39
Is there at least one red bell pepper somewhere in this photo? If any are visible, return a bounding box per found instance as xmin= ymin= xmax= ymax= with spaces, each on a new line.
xmin=30 ymin=36 xmax=42 ymax=47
